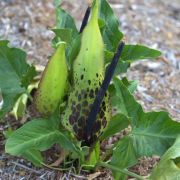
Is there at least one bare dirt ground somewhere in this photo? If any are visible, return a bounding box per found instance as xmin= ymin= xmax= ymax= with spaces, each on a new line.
xmin=0 ymin=0 xmax=180 ymax=179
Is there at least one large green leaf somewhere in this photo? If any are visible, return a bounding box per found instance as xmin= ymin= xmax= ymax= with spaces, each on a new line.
xmin=99 ymin=0 xmax=123 ymax=52
xmin=100 ymin=113 xmax=130 ymax=140
xmin=121 ymin=44 xmax=161 ymax=62
xmin=109 ymin=78 xmax=180 ymax=179
xmin=53 ymin=1 xmax=78 ymax=42
xmin=5 ymin=119 xmax=79 ymax=157
xmin=52 ymin=1 xmax=80 ymax=66
xmin=131 ymin=111 xmax=180 ymax=157
xmin=55 ymin=7 xmax=78 ymax=38
xmin=150 ymin=136 xmax=180 ymax=180
xmin=112 ymin=78 xmax=180 ymax=156
xmin=0 ymin=41 xmax=36 ymax=119
xmin=110 ymin=136 xmax=138 ymax=180
xmin=52 ymin=3 xmax=80 ymax=67
xmin=105 ymin=44 xmax=161 ymax=75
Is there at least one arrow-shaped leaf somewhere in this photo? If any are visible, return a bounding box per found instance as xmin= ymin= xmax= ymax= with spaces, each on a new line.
xmin=5 ymin=119 xmax=79 ymax=157
xmin=110 ymin=78 xmax=180 ymax=179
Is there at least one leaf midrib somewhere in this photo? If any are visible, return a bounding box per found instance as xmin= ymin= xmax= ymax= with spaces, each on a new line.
xmin=132 ymin=131 xmax=175 ymax=139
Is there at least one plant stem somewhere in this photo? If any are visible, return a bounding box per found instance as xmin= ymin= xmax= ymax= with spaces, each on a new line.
xmin=97 ymin=162 xmax=145 ymax=180
xmin=42 ymin=163 xmax=73 ymax=171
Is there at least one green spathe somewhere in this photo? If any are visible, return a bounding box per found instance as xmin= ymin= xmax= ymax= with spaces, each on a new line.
xmin=35 ymin=42 xmax=68 ymax=115
xmin=62 ymin=0 xmax=111 ymax=143
xmin=73 ymin=0 xmax=104 ymax=80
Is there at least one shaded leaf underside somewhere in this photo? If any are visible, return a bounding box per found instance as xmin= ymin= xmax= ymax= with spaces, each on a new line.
xmin=0 ymin=41 xmax=36 ymax=119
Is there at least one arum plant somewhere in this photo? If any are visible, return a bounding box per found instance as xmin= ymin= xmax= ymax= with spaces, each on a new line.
xmin=1 ymin=0 xmax=180 ymax=179
xmin=62 ymin=0 xmax=112 ymax=146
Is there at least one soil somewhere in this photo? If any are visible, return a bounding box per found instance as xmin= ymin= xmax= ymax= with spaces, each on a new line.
xmin=0 ymin=0 xmax=180 ymax=179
